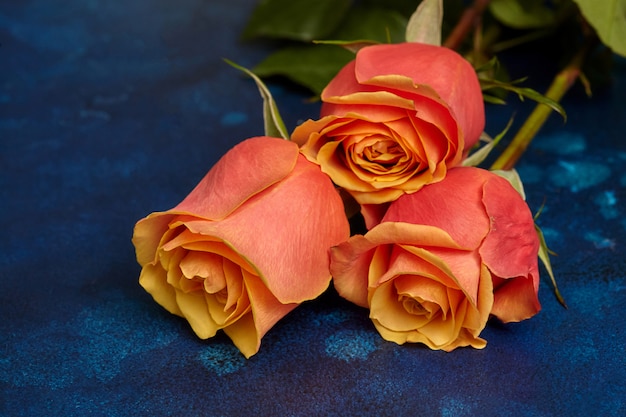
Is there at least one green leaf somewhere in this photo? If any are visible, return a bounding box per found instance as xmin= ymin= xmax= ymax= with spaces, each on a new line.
xmin=253 ymin=45 xmax=354 ymax=95
xmin=572 ymin=0 xmax=626 ymax=57
xmin=242 ymin=0 xmax=352 ymax=41
xmin=362 ymin=0 xmax=425 ymax=18
xmin=224 ymin=59 xmax=289 ymax=140
xmin=480 ymin=78 xmax=567 ymax=120
xmin=405 ymin=0 xmax=443 ymax=45
xmin=489 ymin=0 xmax=559 ymax=29
xmin=482 ymin=94 xmax=507 ymax=105
xmin=246 ymin=5 xmax=407 ymax=94
xmin=330 ymin=6 xmax=408 ymax=44
xmin=535 ymin=224 xmax=568 ymax=308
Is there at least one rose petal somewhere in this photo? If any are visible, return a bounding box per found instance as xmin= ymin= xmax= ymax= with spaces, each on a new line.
xmin=331 ymin=222 xmax=463 ymax=307
xmin=184 ymin=155 xmax=349 ymax=303
xmin=174 ymin=290 xmax=219 ymax=339
xmin=224 ymin=269 xmax=298 ymax=358
xmin=394 ymin=275 xmax=449 ymax=318
xmin=490 ymin=272 xmax=541 ymax=322
xmin=370 ymin=280 xmax=430 ymax=332
xmin=360 ymin=202 xmax=389 ymax=229
xmin=462 ymin=264 xmax=494 ymax=333
xmin=353 ymin=43 xmax=485 ymax=148
xmin=383 ymin=167 xmax=491 ymax=250
xmin=331 ymin=235 xmax=377 ymax=307
xmin=139 ymin=263 xmax=182 ymax=316
xmin=480 ymin=174 xmax=540 ymax=280
xmin=174 ymin=136 xmax=299 ymax=220
xmin=133 ymin=213 xmax=175 ymax=266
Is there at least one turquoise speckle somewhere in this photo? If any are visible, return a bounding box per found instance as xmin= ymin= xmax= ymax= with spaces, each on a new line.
xmin=310 ymin=309 xmax=356 ymax=327
xmin=535 ymin=132 xmax=587 ymax=154
xmin=198 ymin=344 xmax=246 ymax=376
xmin=0 ymin=295 xmax=179 ymax=388
xmin=324 ymin=329 xmax=380 ymax=361
xmin=441 ymin=396 xmax=474 ymax=417
xmin=584 ymin=231 xmax=615 ymax=250
xmin=549 ymin=161 xmax=610 ymax=192
xmin=220 ymin=111 xmax=248 ymax=126
xmin=593 ymin=190 xmax=619 ymax=220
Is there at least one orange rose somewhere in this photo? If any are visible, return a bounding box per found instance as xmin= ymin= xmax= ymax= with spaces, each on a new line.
xmin=331 ymin=167 xmax=540 ymax=350
xmin=132 ymin=137 xmax=350 ymax=358
xmin=292 ymin=42 xmax=485 ymax=205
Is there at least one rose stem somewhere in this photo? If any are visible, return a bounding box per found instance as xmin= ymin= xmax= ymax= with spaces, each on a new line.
xmin=443 ymin=0 xmax=491 ymax=50
xmin=490 ymin=35 xmax=596 ymax=171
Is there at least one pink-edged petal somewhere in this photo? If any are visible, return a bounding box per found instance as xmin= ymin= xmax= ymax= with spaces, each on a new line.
xmin=330 ymin=235 xmax=377 ymax=307
xmin=354 ymin=43 xmax=485 ymax=148
xmin=174 ymin=136 xmax=299 ymax=220
xmin=360 ymin=202 xmax=389 ymax=230
xmin=480 ymin=173 xmax=540 ymax=280
xmin=177 ymin=238 xmax=256 ymax=276
xmin=366 ymin=221 xmax=462 ymax=250
xmin=383 ymin=167 xmax=490 ymax=249
xmin=332 ymin=222 xmax=464 ymax=307
xmin=412 ymin=246 xmax=483 ymax=306
xmin=322 ymin=90 xmax=417 ymax=112
xmin=462 ymin=264 xmax=494 ymax=333
xmin=186 ymin=155 xmax=349 ymax=303
xmin=491 ymin=272 xmax=541 ymax=322
xmin=321 ymin=60 xmax=360 ymax=99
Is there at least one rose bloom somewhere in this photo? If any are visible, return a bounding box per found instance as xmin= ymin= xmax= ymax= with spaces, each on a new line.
xmin=292 ymin=42 xmax=485 ymax=206
xmin=132 ymin=137 xmax=350 ymax=358
xmin=331 ymin=167 xmax=540 ymax=350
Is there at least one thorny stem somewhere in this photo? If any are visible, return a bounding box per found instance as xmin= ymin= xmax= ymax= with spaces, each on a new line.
xmin=443 ymin=0 xmax=491 ymax=50
xmin=490 ymin=35 xmax=597 ymax=171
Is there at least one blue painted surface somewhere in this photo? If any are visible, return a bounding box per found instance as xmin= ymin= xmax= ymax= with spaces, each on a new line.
xmin=1 ymin=1 xmax=625 ymax=416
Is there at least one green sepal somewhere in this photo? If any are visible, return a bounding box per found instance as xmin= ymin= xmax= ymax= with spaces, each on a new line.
xmin=462 ymin=116 xmax=513 ymax=167
xmin=491 ymin=168 xmax=526 ymax=200
xmin=535 ymin=223 xmax=568 ymax=309
xmin=224 ymin=59 xmax=289 ymax=140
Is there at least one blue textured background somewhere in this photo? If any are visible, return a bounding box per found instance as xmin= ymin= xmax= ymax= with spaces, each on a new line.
xmin=1 ymin=1 xmax=625 ymax=416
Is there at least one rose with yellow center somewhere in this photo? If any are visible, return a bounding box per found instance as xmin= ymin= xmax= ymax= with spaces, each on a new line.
xmin=132 ymin=137 xmax=350 ymax=358
xmin=331 ymin=167 xmax=541 ymax=350
xmin=292 ymin=42 xmax=485 ymax=207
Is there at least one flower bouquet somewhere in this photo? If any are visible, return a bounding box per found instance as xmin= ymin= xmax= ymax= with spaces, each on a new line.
xmin=132 ymin=0 xmax=624 ymax=358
